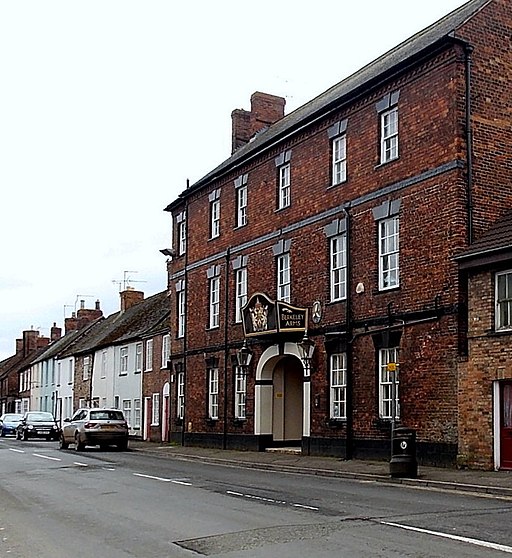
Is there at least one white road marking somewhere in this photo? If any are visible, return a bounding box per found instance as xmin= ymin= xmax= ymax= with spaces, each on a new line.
xmin=33 ymin=453 xmax=61 ymax=461
xmin=226 ymin=490 xmax=317 ymax=511
xmin=74 ymin=462 xmax=89 ymax=467
xmin=102 ymin=467 xmax=116 ymax=471
xmin=8 ymin=448 xmax=24 ymax=453
xmin=133 ymin=473 xmax=172 ymax=482
xmin=133 ymin=472 xmax=192 ymax=485
xmin=381 ymin=521 xmax=512 ymax=553
xmin=292 ymin=503 xmax=319 ymax=510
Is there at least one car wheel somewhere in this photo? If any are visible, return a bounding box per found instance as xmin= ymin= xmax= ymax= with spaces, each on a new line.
xmin=74 ymin=433 xmax=85 ymax=451
xmin=117 ymin=440 xmax=128 ymax=451
xmin=23 ymin=430 xmax=29 ymax=441
xmin=15 ymin=430 xmax=21 ymax=440
xmin=59 ymin=433 xmax=69 ymax=450
xmin=1 ymin=430 xmax=5 ymax=437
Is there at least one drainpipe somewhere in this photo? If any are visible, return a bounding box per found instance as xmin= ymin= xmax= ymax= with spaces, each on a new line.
xmin=464 ymin=43 xmax=474 ymax=244
xmin=223 ymin=247 xmax=231 ymax=450
xmin=344 ymin=206 xmax=354 ymax=460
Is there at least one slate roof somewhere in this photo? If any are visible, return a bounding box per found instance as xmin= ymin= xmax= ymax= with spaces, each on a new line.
xmin=31 ymin=321 xmax=102 ymax=365
xmin=58 ymin=290 xmax=170 ymax=358
xmin=456 ymin=209 xmax=512 ymax=268
xmin=165 ymin=0 xmax=491 ymax=211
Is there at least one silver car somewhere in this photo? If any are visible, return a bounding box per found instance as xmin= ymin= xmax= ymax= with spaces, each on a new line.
xmin=60 ymin=408 xmax=129 ymax=451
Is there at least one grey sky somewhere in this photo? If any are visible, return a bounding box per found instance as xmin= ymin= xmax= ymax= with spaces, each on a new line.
xmin=0 ymin=0 xmax=468 ymax=360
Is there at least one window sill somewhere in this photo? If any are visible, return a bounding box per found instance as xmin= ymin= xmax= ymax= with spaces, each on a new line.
xmin=134 ymin=370 xmax=142 ymax=374
xmin=119 ymin=373 xmax=128 ymax=377
xmin=233 ymin=223 xmax=247 ymax=230
xmin=374 ymin=285 xmax=400 ymax=295
xmin=486 ymin=328 xmax=512 ymax=337
xmin=375 ymin=155 xmax=399 ymax=169
xmin=328 ymin=418 xmax=346 ymax=427
xmin=275 ymin=205 xmax=290 ymax=213
xmin=144 ymin=369 xmax=153 ymax=373
xmin=150 ymin=423 xmax=159 ymax=427
xmin=327 ymin=179 xmax=347 ymax=190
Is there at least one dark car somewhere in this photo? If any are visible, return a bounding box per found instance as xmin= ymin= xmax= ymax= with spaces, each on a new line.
xmin=60 ymin=408 xmax=129 ymax=451
xmin=0 ymin=413 xmax=23 ymax=436
xmin=16 ymin=411 xmax=60 ymax=441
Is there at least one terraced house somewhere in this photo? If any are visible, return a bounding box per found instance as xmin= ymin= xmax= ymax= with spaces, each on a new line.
xmin=162 ymin=0 xmax=512 ymax=468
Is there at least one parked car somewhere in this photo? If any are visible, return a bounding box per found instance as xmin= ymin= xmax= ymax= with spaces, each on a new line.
xmin=0 ymin=413 xmax=23 ymax=436
xmin=16 ymin=411 xmax=60 ymax=441
xmin=60 ymin=408 xmax=129 ymax=451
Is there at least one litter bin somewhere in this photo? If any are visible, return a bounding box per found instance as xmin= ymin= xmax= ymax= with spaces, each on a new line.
xmin=389 ymin=427 xmax=417 ymax=478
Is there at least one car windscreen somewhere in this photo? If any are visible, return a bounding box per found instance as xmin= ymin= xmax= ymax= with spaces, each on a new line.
xmin=90 ymin=411 xmax=124 ymax=421
xmin=4 ymin=414 xmax=22 ymax=421
xmin=27 ymin=413 xmax=54 ymax=422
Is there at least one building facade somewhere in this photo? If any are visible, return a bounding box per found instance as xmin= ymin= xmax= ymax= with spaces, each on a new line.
xmin=163 ymin=0 xmax=512 ymax=466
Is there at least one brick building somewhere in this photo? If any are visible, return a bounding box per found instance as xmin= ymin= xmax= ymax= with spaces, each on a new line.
xmin=163 ymin=0 xmax=512 ymax=466
xmin=457 ymin=209 xmax=512 ymax=470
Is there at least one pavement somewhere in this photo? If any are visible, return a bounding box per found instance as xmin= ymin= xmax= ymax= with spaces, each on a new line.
xmin=129 ymin=441 xmax=512 ymax=499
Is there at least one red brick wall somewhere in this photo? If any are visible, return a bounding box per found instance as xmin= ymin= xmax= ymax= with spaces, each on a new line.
xmin=166 ymin=0 xmax=512 ymax=461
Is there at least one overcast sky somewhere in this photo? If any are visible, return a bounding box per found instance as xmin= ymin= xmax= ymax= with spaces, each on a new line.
xmin=0 ymin=0 xmax=468 ymax=360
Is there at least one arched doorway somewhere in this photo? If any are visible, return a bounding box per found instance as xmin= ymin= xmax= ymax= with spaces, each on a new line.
xmin=255 ymin=342 xmax=310 ymax=448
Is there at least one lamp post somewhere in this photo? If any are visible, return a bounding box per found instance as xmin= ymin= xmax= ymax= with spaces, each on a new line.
xmin=298 ymin=331 xmax=315 ymax=375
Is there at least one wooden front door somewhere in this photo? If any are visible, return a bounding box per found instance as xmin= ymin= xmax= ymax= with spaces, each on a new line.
xmin=500 ymin=382 xmax=512 ymax=470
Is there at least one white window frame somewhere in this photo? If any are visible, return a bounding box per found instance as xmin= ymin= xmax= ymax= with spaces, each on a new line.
xmin=67 ymin=359 xmax=73 ymax=384
xmin=145 ymin=339 xmax=153 ymax=371
xmin=210 ymin=199 xmax=220 ymax=239
xmin=278 ymin=163 xmax=291 ymax=209
xmin=120 ymin=346 xmax=128 ymax=375
xmin=208 ymin=367 xmax=219 ymax=420
xmin=178 ymin=220 xmax=187 ymax=255
xmin=332 ymin=135 xmax=347 ymax=185
xmin=83 ymin=356 xmax=90 ymax=381
xmin=135 ymin=343 xmax=142 ymax=373
xmin=161 ymin=334 xmax=170 ymax=368
xmin=379 ymin=216 xmax=399 ymax=290
xmin=277 ymin=253 xmax=291 ymax=302
xmin=101 ymin=350 xmax=107 ymax=379
xmin=209 ymin=276 xmax=220 ymax=329
xmin=379 ymin=347 xmax=400 ymax=420
xmin=496 ymin=270 xmax=512 ymax=330
xmin=151 ymin=393 xmax=160 ymax=425
xmin=380 ymin=106 xmax=399 ymax=163
xmin=177 ymin=290 xmax=186 ymax=338
xmin=330 ymin=353 xmax=347 ymax=419
xmin=236 ymin=184 xmax=247 ymax=227
xmin=330 ymin=234 xmax=347 ymax=301
xmin=235 ymin=268 xmax=248 ymax=323
xmin=177 ymin=371 xmax=185 ymax=420
xmin=234 ymin=366 xmax=246 ymax=420
xmin=123 ymin=399 xmax=132 ymax=428
xmin=133 ymin=398 xmax=141 ymax=429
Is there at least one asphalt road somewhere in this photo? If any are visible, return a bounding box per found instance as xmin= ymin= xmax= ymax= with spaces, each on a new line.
xmin=1 ymin=437 xmax=512 ymax=557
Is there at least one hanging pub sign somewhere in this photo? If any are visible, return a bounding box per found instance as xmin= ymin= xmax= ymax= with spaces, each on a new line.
xmin=242 ymin=293 xmax=308 ymax=337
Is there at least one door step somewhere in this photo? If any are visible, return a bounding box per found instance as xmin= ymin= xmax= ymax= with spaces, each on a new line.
xmin=265 ymin=447 xmax=302 ymax=455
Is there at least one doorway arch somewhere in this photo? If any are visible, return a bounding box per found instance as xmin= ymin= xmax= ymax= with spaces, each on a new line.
xmin=254 ymin=342 xmax=310 ymax=445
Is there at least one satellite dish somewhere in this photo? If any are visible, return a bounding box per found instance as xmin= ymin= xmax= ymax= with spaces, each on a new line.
xmin=355 ymin=282 xmax=365 ymax=294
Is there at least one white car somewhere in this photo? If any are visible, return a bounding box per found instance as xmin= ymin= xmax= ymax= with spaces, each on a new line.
xmin=60 ymin=408 xmax=129 ymax=451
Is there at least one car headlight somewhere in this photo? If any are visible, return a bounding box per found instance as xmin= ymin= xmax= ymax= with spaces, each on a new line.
xmin=28 ymin=425 xmax=34 ymax=430
xmin=52 ymin=425 xmax=58 ymax=430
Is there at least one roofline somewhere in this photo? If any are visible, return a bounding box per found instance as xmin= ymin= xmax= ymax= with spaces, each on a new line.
xmin=164 ymin=34 xmax=466 ymax=213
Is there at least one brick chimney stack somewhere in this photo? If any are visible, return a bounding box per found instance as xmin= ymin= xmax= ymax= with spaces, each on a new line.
xmin=64 ymin=301 xmax=103 ymax=334
xmin=51 ymin=322 xmax=62 ymax=342
xmin=120 ymin=288 xmax=144 ymax=312
xmin=231 ymin=92 xmax=286 ymax=154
